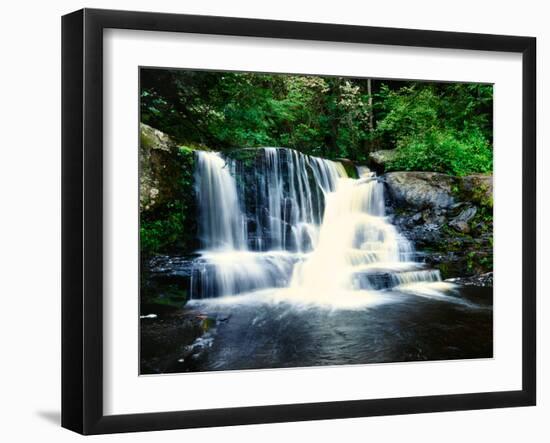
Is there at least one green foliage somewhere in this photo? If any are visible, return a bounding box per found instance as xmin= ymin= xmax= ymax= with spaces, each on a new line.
xmin=141 ymin=70 xmax=493 ymax=174
xmin=375 ymin=83 xmax=493 ymax=176
xmin=437 ymin=262 xmax=451 ymax=279
xmin=140 ymin=146 xmax=197 ymax=256
xmin=466 ymin=251 xmax=493 ymax=274
xmin=140 ymin=201 xmax=186 ymax=254
xmin=339 ymin=161 xmax=360 ymax=179
xmin=470 ymin=205 xmax=493 ymax=236
xmin=225 ymin=148 xmax=260 ymax=167
xmin=148 ymin=284 xmax=188 ymax=308
xmin=141 ymin=70 xmax=379 ymax=161
xmin=384 ymin=127 xmax=492 ymax=176
xmin=471 ymin=184 xmax=494 ymax=209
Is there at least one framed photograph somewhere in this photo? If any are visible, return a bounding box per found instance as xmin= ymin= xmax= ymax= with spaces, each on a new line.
xmin=62 ymin=8 xmax=536 ymax=435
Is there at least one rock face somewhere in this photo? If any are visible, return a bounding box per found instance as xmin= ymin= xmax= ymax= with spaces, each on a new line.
xmin=383 ymin=171 xmax=493 ymax=280
xmin=140 ymin=123 xmax=181 ymax=213
xmin=139 ymin=124 xmax=198 ymax=255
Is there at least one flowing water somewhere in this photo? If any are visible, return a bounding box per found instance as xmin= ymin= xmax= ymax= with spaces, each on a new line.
xmin=150 ymin=148 xmax=493 ymax=372
xmin=191 ymin=148 xmax=455 ymax=303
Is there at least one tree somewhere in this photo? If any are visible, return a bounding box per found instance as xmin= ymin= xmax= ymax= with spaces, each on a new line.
xmin=140 ymin=68 xmax=493 ymax=174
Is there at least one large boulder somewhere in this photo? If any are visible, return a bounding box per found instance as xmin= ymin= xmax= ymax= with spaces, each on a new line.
xmin=368 ymin=149 xmax=397 ymax=173
xmin=383 ymin=171 xmax=457 ymax=210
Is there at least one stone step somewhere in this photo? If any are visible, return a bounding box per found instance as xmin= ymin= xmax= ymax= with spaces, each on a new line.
xmin=352 ymin=268 xmax=442 ymax=291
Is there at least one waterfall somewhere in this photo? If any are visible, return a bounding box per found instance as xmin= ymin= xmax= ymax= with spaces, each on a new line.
xmin=256 ymin=148 xmax=345 ymax=252
xmin=190 ymin=148 xmax=448 ymax=301
xmin=290 ymin=176 xmax=414 ymax=295
xmin=195 ymin=152 xmax=246 ymax=251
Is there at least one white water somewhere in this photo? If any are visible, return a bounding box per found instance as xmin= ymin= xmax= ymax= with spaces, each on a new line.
xmin=290 ymin=175 xmax=412 ymax=295
xmin=195 ymin=151 xmax=246 ymax=251
xmin=191 ymin=148 xmax=454 ymax=304
xmin=257 ymin=148 xmax=342 ymax=252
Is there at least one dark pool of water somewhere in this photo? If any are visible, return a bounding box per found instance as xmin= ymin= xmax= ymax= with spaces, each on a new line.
xmin=142 ymin=285 xmax=492 ymax=374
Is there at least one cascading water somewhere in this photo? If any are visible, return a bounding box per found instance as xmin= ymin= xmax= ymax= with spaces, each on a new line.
xmin=194 ymin=151 xmax=246 ymax=251
xmin=191 ymin=150 xmax=299 ymax=299
xmin=190 ymin=148 xmax=452 ymax=303
xmin=251 ymin=148 xmax=342 ymax=252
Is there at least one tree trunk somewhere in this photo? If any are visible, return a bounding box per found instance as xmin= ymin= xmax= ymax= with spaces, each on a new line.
xmin=367 ymin=79 xmax=374 ymax=133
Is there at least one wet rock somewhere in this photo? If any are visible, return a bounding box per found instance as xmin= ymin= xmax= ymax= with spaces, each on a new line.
xmin=422 ymin=209 xmax=446 ymax=226
xmin=453 ymin=206 xmax=477 ymax=223
xmin=449 ymin=206 xmax=477 ymax=234
xmin=141 ymin=255 xmax=198 ymax=313
xmin=446 ymin=272 xmax=493 ymax=287
xmin=450 ymin=220 xmax=470 ymax=234
xmin=411 ymin=212 xmax=423 ymax=224
xmin=145 ymin=255 xmax=195 ymax=294
xmin=148 ymin=255 xmax=196 ymax=277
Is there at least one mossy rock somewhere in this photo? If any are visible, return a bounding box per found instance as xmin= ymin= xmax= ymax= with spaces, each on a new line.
xmin=139 ymin=124 xmax=200 ymax=255
xmin=200 ymin=317 xmax=216 ymax=332
xmin=144 ymin=283 xmax=188 ymax=308
xmin=458 ymin=174 xmax=493 ymax=208
xmin=140 ymin=122 xmax=177 ymax=153
xmin=335 ymin=158 xmax=359 ymax=179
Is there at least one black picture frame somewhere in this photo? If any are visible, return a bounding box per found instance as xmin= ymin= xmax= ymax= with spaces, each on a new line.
xmin=62 ymin=8 xmax=536 ymax=435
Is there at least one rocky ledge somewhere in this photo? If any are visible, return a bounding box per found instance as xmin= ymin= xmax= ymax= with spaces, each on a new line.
xmin=382 ymin=171 xmax=493 ymax=282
